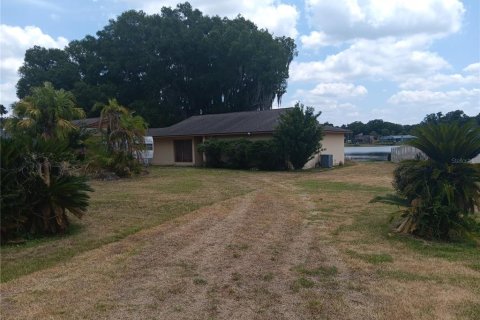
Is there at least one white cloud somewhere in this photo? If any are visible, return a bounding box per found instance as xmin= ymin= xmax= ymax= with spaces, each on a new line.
xmin=377 ymin=88 xmax=479 ymax=124
xmin=123 ymin=0 xmax=299 ymax=38
xmin=308 ymin=82 xmax=367 ymax=97
xmin=464 ymin=62 xmax=480 ymax=74
xmin=304 ymin=0 xmax=464 ymax=46
xmin=388 ymin=88 xmax=480 ymax=107
xmin=0 ymin=24 xmax=68 ymax=108
xmin=399 ymin=73 xmax=479 ymax=90
xmin=288 ymin=82 xmax=366 ymax=124
xmin=300 ymin=31 xmax=331 ymax=49
xmin=290 ymin=36 xmax=449 ymax=82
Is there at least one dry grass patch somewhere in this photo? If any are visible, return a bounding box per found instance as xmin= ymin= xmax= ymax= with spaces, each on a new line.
xmin=1 ymin=162 xmax=478 ymax=320
xmin=295 ymin=162 xmax=480 ymax=319
xmin=1 ymin=167 xmax=253 ymax=282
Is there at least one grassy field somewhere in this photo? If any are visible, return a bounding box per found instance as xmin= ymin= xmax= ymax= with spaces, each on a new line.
xmin=1 ymin=168 xmax=253 ymax=282
xmin=1 ymin=162 xmax=479 ymax=319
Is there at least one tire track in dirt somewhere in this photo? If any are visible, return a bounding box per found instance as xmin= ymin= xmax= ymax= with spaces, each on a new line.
xmin=0 ymin=191 xmax=259 ymax=320
xmin=103 ymin=177 xmax=316 ymax=319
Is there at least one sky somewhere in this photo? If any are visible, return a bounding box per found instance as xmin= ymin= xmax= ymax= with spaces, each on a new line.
xmin=1 ymin=0 xmax=479 ymax=125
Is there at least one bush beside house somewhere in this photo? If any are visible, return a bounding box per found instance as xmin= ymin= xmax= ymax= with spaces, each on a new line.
xmin=198 ymin=139 xmax=285 ymax=170
xmin=198 ymin=103 xmax=323 ymax=170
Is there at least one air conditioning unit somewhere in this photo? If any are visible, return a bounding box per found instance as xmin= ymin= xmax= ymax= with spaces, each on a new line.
xmin=320 ymin=154 xmax=333 ymax=168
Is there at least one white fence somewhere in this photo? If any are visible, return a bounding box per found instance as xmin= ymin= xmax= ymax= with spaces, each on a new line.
xmin=391 ymin=146 xmax=426 ymax=163
xmin=391 ymin=145 xmax=480 ymax=164
xmin=472 ymin=154 xmax=480 ymax=164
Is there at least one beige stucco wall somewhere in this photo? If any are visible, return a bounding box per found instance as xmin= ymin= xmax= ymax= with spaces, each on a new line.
xmin=152 ymin=134 xmax=271 ymax=166
xmin=304 ymin=132 xmax=345 ymax=169
xmin=153 ymin=132 xmax=345 ymax=168
xmin=152 ymin=137 xmax=197 ymax=166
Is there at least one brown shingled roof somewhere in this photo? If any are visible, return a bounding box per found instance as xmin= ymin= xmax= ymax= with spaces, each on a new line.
xmin=147 ymin=108 xmax=350 ymax=137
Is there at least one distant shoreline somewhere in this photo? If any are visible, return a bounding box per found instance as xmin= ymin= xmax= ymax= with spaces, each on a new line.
xmin=344 ymin=143 xmax=399 ymax=147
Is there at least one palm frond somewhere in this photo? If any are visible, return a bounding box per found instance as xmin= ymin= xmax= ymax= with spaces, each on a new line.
xmin=370 ymin=194 xmax=410 ymax=207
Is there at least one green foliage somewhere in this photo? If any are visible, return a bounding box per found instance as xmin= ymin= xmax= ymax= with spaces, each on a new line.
xmin=197 ymin=139 xmax=227 ymax=167
xmin=421 ymin=110 xmax=478 ymax=126
xmin=223 ymin=139 xmax=252 ymax=169
xmin=1 ymin=137 xmax=93 ymax=243
xmin=341 ymin=110 xmax=479 ymax=138
xmin=407 ymin=121 xmax=480 ymax=164
xmin=248 ymin=140 xmax=286 ymax=170
xmin=198 ymin=139 xmax=285 ymax=170
xmin=85 ymin=99 xmax=147 ymax=177
xmin=1 ymin=83 xmax=93 ymax=242
xmin=374 ymin=122 xmax=480 ymax=240
xmin=17 ymin=46 xmax=80 ymax=99
xmin=274 ymin=103 xmax=323 ymax=170
xmin=199 ymin=105 xmax=325 ymax=171
xmin=342 ymin=119 xmax=413 ymax=137
xmin=8 ymin=82 xmax=85 ymax=140
xmin=17 ymin=3 xmax=296 ymax=126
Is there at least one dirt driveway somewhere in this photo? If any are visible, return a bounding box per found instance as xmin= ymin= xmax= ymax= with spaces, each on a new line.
xmin=1 ymin=163 xmax=479 ymax=319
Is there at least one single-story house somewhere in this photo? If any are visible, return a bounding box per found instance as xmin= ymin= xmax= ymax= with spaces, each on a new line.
xmin=147 ymin=108 xmax=350 ymax=168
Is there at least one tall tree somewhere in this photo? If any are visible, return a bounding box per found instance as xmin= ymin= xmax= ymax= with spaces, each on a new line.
xmin=16 ymin=2 xmax=296 ymax=127
xmin=17 ymin=46 xmax=80 ymax=99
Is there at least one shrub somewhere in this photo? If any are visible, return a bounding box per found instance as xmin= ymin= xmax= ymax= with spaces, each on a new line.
xmin=1 ymin=137 xmax=93 ymax=242
xmin=198 ymin=138 xmax=285 ymax=170
xmin=224 ymin=139 xmax=252 ymax=169
xmin=274 ymin=103 xmax=323 ymax=169
xmin=248 ymin=140 xmax=285 ymax=170
xmin=373 ymin=122 xmax=480 ymax=240
xmin=197 ymin=139 xmax=228 ymax=167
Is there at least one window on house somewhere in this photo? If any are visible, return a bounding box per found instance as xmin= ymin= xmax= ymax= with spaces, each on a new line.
xmin=174 ymin=139 xmax=193 ymax=162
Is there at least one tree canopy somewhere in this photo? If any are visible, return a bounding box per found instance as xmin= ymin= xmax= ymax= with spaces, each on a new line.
xmin=421 ymin=110 xmax=480 ymax=126
xmin=341 ymin=110 xmax=479 ymax=137
xmin=16 ymin=2 xmax=296 ymax=127
xmin=274 ymin=103 xmax=323 ymax=170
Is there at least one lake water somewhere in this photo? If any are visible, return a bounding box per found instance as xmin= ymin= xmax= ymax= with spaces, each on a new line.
xmin=345 ymin=146 xmax=395 ymax=161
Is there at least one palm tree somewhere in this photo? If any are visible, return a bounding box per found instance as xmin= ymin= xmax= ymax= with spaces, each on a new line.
xmin=374 ymin=122 xmax=480 ymax=239
xmin=93 ymin=99 xmax=147 ymax=176
xmin=2 ymin=83 xmax=92 ymax=238
xmin=95 ymin=98 xmax=147 ymax=154
xmin=12 ymin=82 xmax=85 ymax=140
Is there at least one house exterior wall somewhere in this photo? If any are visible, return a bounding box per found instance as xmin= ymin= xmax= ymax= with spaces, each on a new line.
xmin=304 ymin=133 xmax=345 ymax=169
xmin=153 ymin=132 xmax=345 ymax=168
xmin=152 ymin=134 xmax=271 ymax=166
xmin=152 ymin=138 xmax=174 ymax=165
xmin=152 ymin=137 xmax=197 ymax=166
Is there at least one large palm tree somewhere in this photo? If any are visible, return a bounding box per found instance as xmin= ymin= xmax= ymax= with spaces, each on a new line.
xmin=12 ymin=82 xmax=85 ymax=140
xmin=3 ymin=83 xmax=92 ymax=238
xmin=375 ymin=122 xmax=480 ymax=239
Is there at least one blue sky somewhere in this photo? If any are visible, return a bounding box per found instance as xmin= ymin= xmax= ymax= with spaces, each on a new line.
xmin=1 ymin=0 xmax=479 ymax=125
